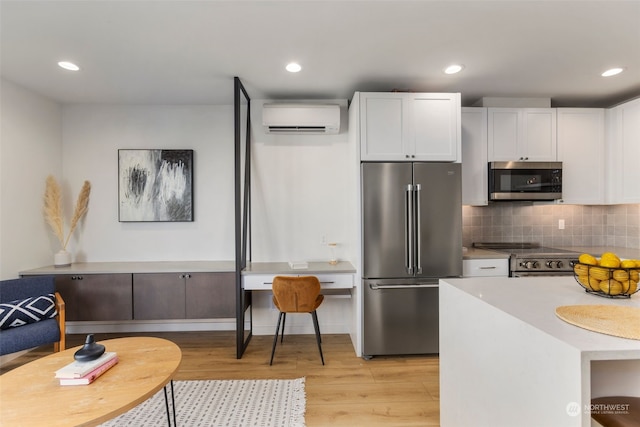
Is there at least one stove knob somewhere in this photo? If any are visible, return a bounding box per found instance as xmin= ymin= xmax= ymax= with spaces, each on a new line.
xmin=556 ymin=260 xmax=564 ymax=269
xmin=546 ymin=261 xmax=554 ymax=268
xmin=525 ymin=261 xmax=539 ymax=269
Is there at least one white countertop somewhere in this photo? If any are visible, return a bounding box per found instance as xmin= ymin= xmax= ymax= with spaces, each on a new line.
xmin=20 ymin=260 xmax=236 ymax=275
xmin=462 ymin=247 xmax=510 ymax=260
xmin=441 ymin=276 xmax=640 ymax=358
xmin=557 ymin=246 xmax=640 ymax=260
xmin=242 ymin=261 xmax=355 ymax=275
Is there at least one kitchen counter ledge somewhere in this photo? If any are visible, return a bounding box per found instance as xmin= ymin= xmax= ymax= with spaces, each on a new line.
xmin=462 ymin=247 xmax=510 ymax=260
xmin=242 ymin=261 xmax=355 ymax=275
xmin=20 ymin=260 xmax=236 ymax=275
xmin=557 ymin=246 xmax=640 ymax=260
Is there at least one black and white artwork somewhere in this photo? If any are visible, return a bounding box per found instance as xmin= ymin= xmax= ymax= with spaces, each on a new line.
xmin=118 ymin=149 xmax=194 ymax=222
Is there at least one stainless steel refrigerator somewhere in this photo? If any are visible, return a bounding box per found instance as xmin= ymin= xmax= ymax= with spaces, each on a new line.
xmin=362 ymin=162 xmax=462 ymax=357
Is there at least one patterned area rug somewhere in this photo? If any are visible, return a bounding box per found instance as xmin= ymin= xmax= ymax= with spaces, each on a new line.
xmin=100 ymin=378 xmax=306 ymax=427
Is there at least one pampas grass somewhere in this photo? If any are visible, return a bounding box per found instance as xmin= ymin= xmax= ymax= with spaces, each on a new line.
xmin=44 ymin=176 xmax=91 ymax=250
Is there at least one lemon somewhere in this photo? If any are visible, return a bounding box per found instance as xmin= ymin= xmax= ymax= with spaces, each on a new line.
xmin=621 ymin=259 xmax=636 ymax=268
xmin=631 ymin=270 xmax=640 ymax=282
xmin=600 ymin=279 xmax=623 ymax=296
xmin=589 ymin=266 xmax=611 ymax=281
xmin=579 ymin=253 xmax=598 ymax=266
xmin=613 ymin=269 xmax=630 ymax=282
xmin=628 ymin=280 xmax=638 ymax=295
xmin=574 ymin=264 xmax=589 ymax=275
xmin=577 ymin=275 xmax=600 ymax=291
xmin=601 ymin=252 xmax=620 ymax=260
xmin=619 ymin=279 xmax=631 ymax=294
xmin=599 ymin=257 xmax=621 ymax=268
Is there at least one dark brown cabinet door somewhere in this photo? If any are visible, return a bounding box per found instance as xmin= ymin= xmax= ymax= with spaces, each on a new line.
xmin=133 ymin=273 xmax=186 ymax=320
xmin=55 ymin=274 xmax=133 ymax=321
xmin=186 ymin=272 xmax=235 ymax=319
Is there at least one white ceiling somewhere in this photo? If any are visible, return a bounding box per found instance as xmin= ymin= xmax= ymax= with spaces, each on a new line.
xmin=1 ymin=0 xmax=639 ymax=107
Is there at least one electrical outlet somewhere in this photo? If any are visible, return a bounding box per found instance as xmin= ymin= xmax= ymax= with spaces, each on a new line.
xmin=558 ymin=219 xmax=565 ymax=230
xmin=321 ymin=235 xmax=327 ymax=245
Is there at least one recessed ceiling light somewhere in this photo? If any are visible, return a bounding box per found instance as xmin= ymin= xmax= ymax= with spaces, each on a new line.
xmin=58 ymin=61 xmax=80 ymax=71
xmin=601 ymin=67 xmax=624 ymax=77
xmin=286 ymin=62 xmax=302 ymax=73
xmin=444 ymin=64 xmax=464 ymax=75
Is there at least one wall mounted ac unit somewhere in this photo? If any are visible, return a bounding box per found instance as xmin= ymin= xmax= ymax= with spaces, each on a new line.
xmin=262 ymin=104 xmax=340 ymax=134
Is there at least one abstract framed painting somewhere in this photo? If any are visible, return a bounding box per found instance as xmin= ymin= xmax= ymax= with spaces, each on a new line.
xmin=118 ymin=149 xmax=194 ymax=222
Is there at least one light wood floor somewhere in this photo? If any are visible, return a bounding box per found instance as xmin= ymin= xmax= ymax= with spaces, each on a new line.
xmin=1 ymin=332 xmax=440 ymax=426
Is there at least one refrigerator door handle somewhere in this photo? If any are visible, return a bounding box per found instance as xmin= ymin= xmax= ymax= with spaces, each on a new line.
xmin=405 ymin=184 xmax=414 ymax=275
xmin=414 ymin=183 xmax=422 ymax=274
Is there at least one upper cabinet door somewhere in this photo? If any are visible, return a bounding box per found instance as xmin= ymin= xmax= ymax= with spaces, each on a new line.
xmin=523 ymin=109 xmax=557 ymax=161
xmin=411 ymin=93 xmax=460 ymax=162
xmin=557 ymin=108 xmax=605 ymax=204
xmin=358 ymin=92 xmax=461 ymax=162
xmin=488 ymin=108 xmax=557 ymax=161
xmin=360 ymin=93 xmax=409 ymax=161
xmin=606 ymin=98 xmax=640 ymax=204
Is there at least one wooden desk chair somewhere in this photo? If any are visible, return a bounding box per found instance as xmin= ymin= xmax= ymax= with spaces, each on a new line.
xmin=270 ymin=275 xmax=325 ymax=366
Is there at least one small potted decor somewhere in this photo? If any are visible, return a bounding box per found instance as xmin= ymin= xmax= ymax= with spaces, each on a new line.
xmin=43 ymin=175 xmax=91 ymax=267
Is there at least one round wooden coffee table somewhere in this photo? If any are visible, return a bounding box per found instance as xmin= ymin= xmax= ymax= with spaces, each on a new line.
xmin=0 ymin=336 xmax=182 ymax=426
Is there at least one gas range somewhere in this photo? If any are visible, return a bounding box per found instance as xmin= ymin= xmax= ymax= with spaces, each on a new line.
xmin=473 ymin=242 xmax=580 ymax=277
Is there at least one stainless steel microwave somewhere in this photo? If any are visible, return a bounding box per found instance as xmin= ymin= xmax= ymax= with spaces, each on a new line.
xmin=488 ymin=161 xmax=562 ymax=201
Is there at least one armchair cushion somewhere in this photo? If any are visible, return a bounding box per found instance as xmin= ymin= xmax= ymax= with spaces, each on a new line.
xmin=0 ymin=318 xmax=61 ymax=355
xmin=0 ymin=294 xmax=57 ymax=330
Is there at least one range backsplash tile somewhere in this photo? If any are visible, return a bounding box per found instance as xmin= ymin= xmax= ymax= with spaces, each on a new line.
xmin=462 ymin=203 xmax=640 ymax=250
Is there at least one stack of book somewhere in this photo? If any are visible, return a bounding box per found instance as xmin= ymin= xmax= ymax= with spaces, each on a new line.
xmin=54 ymin=352 xmax=119 ymax=386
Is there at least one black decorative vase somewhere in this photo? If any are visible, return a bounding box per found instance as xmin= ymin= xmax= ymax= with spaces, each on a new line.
xmin=74 ymin=334 xmax=105 ymax=361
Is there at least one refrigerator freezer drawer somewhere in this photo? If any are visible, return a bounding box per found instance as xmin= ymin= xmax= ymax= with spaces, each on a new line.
xmin=363 ymin=280 xmax=439 ymax=356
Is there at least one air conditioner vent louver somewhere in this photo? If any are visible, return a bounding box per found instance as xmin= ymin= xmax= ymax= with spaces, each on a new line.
xmin=262 ymin=104 xmax=340 ymax=134
xmin=267 ymin=126 xmax=327 ymax=133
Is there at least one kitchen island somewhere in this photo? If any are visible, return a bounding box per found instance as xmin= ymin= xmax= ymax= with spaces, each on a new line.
xmin=439 ymin=276 xmax=640 ymax=427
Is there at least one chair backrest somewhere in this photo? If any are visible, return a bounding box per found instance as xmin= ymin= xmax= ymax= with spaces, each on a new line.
xmin=0 ymin=276 xmax=55 ymax=303
xmin=272 ymin=276 xmax=321 ymax=313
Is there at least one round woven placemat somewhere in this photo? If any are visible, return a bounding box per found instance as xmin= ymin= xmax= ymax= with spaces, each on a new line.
xmin=555 ymin=305 xmax=640 ymax=340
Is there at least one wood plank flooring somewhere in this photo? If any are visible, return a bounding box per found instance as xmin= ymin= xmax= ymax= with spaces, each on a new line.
xmin=0 ymin=332 xmax=440 ymax=426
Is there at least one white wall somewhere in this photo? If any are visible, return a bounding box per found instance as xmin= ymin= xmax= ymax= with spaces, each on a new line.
xmin=0 ymin=79 xmax=62 ymax=279
xmin=249 ymin=100 xmax=355 ymax=264
xmin=61 ymin=105 xmax=235 ymax=262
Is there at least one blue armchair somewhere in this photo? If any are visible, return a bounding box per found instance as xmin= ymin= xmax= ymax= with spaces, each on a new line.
xmin=0 ymin=276 xmax=65 ymax=356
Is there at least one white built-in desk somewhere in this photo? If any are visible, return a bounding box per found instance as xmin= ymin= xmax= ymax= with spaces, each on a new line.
xmin=241 ymin=261 xmax=357 ymax=344
xmin=241 ymin=261 xmax=355 ymax=291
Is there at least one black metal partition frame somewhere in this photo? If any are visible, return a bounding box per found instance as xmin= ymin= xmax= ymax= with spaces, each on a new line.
xmin=234 ymin=77 xmax=252 ymax=358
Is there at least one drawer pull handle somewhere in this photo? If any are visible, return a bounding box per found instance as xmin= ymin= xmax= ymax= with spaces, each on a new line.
xmin=479 ymin=266 xmax=497 ymax=269
xmin=262 ymin=281 xmax=336 ymax=285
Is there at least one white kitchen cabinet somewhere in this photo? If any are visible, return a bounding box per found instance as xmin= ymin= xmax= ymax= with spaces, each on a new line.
xmin=462 ymin=259 xmax=509 ymax=277
xmin=461 ymin=107 xmax=488 ymax=205
xmin=606 ymin=97 xmax=640 ymax=204
xmin=488 ymin=108 xmax=557 ymax=161
xmin=358 ymin=92 xmax=461 ymax=162
xmin=557 ymin=108 xmax=606 ymax=204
